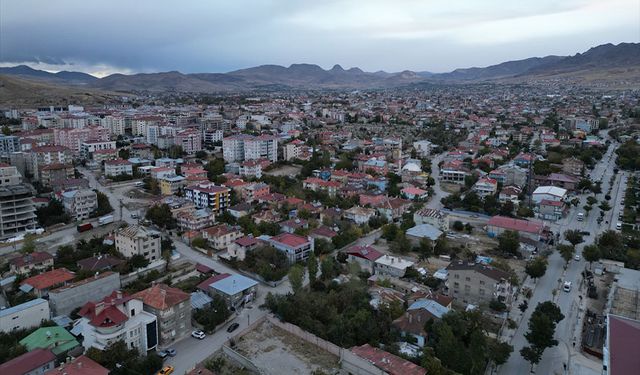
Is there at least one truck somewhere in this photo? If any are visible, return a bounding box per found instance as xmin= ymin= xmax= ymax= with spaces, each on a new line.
xmin=77 ymin=222 xmax=94 ymax=232
xmin=98 ymin=214 xmax=114 ymax=226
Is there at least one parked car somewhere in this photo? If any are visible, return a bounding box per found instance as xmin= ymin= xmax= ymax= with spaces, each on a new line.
xmin=166 ymin=349 xmax=177 ymax=357
xmin=157 ymin=349 xmax=177 ymax=359
xmin=191 ymin=330 xmax=206 ymax=339
xmin=156 ymin=366 xmax=174 ymax=375
xmin=574 ymin=254 xmax=581 ymax=261
xmin=563 ymin=281 xmax=572 ymax=292
xmin=227 ymin=323 xmax=240 ymax=333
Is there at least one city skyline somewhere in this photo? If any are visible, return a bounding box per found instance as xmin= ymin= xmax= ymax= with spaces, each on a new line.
xmin=1 ymin=0 xmax=638 ymax=77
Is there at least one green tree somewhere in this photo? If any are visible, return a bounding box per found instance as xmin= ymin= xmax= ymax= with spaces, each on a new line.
xmin=145 ymin=204 xmax=176 ymax=229
xmin=525 ymin=257 xmax=547 ymax=280
xmin=36 ymin=199 xmax=71 ymax=227
xmin=389 ymin=232 xmax=411 ymax=254
xmin=288 ymin=264 xmax=304 ymax=294
xmin=95 ymin=191 xmax=114 ymax=216
xmin=452 ymin=220 xmax=464 ymax=231
xmin=307 ymin=253 xmax=318 ymax=284
xmin=521 ymin=301 xmax=564 ymax=371
xmin=497 ymin=230 xmax=520 ymax=256
xmin=20 ymin=234 xmax=37 ymax=254
xmin=193 ymin=295 xmax=230 ymax=332
xmin=564 ymin=230 xmax=584 ymax=247
xmin=583 ymin=244 xmax=601 ymax=267
xmin=557 ymin=244 xmax=575 ymax=265
xmin=128 ymin=254 xmax=149 ymax=270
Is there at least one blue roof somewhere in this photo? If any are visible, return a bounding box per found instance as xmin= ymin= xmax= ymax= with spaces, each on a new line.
xmin=406 ymin=224 xmax=443 ymax=241
xmin=0 ymin=298 xmax=48 ymax=318
xmin=191 ymin=291 xmax=213 ymax=310
xmin=408 ymin=299 xmax=449 ymax=319
xmin=210 ymin=274 xmax=258 ymax=295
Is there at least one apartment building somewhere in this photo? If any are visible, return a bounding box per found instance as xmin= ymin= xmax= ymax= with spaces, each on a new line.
xmin=39 ymin=163 xmax=75 ymax=187
xmin=175 ymin=208 xmax=216 ymax=232
xmin=472 ymin=177 xmax=498 ymax=197
xmin=0 ymin=184 xmax=37 ymax=239
xmin=176 ymin=129 xmax=202 ymax=154
xmin=54 ymin=127 xmax=110 ymax=154
xmin=133 ymin=284 xmax=192 ymax=348
xmin=222 ymin=134 xmax=278 ymax=162
xmin=446 ymin=261 xmax=513 ymax=305
xmin=77 ymin=291 xmax=158 ymax=354
xmin=102 ymin=115 xmax=126 ymax=135
xmin=413 ymin=208 xmax=450 ymax=232
xmin=104 ymin=159 xmax=133 ymax=177
xmin=61 ymin=188 xmax=98 ymax=221
xmin=184 ymin=182 xmax=230 ymax=213
xmin=81 ymin=141 xmax=117 ymax=160
xmin=0 ymin=135 xmax=21 ymax=157
xmin=115 ymin=225 xmax=161 ymax=262
xmin=159 ymin=175 xmax=186 ymax=196
xmin=28 ymin=145 xmax=73 ymax=181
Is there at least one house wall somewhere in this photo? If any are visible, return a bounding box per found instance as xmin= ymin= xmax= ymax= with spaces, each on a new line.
xmin=48 ymin=273 xmax=121 ymax=316
xmin=0 ymin=299 xmax=50 ymax=333
xmin=144 ymin=301 xmax=192 ymax=348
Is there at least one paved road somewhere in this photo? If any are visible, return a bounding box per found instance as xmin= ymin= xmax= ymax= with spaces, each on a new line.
xmin=427 ymin=152 xmax=450 ymax=209
xmin=499 ymin=137 xmax=622 ymax=375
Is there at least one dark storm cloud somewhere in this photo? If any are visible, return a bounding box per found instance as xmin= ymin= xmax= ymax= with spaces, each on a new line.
xmin=1 ymin=0 xmax=638 ymax=76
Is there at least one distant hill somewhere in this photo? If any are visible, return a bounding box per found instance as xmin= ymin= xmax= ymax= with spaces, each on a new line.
xmin=0 ymin=65 xmax=97 ymax=84
xmin=0 ymin=74 xmax=123 ymax=107
xmin=433 ymin=56 xmax=565 ymax=81
xmin=0 ymin=42 xmax=637 ymax=92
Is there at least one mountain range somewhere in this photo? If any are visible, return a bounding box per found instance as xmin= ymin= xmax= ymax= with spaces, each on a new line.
xmin=0 ymin=42 xmax=638 ymax=95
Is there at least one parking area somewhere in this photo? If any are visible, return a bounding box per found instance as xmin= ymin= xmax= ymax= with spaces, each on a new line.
xmin=234 ymin=320 xmax=340 ymax=375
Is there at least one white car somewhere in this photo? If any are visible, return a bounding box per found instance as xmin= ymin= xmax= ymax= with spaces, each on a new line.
xmin=563 ymin=281 xmax=572 ymax=292
xmin=574 ymin=254 xmax=581 ymax=261
xmin=191 ymin=330 xmax=205 ymax=339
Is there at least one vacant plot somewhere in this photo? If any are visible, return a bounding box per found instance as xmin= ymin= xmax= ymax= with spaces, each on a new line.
xmin=234 ymin=320 xmax=339 ymax=375
xmin=264 ymin=165 xmax=302 ymax=177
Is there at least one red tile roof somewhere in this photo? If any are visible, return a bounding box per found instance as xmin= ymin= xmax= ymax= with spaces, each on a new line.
xmin=0 ymin=348 xmax=55 ymax=374
xmin=487 ymin=215 xmax=543 ymax=234
xmin=133 ymin=283 xmax=190 ymax=310
xmin=346 ymin=245 xmax=383 ymax=261
xmin=350 ymin=344 xmax=426 ymax=375
xmin=270 ymin=233 xmax=310 ymax=248
xmin=9 ymin=251 xmax=53 ymax=268
xmin=44 ymin=355 xmax=109 ymax=375
xmin=608 ymin=314 xmax=640 ymax=375
xmin=235 ymin=236 xmax=259 ymax=247
xmin=21 ymin=268 xmax=75 ymax=290
xmin=78 ymin=291 xmax=132 ymax=327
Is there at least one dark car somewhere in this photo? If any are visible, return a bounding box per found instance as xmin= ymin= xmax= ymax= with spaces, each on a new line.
xmin=227 ymin=323 xmax=240 ymax=333
xmin=580 ymin=231 xmax=590 ymax=236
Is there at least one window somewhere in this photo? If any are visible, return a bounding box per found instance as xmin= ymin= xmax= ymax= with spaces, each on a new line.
xmin=453 ymin=282 xmax=459 ymax=287
xmin=479 ymin=288 xmax=485 ymax=295
xmin=131 ymin=309 xmax=135 ymax=316
xmin=454 ymin=274 xmax=460 ymax=279
xmin=465 ymin=277 xmax=471 ymax=282
xmin=464 ymin=285 xmax=471 ymax=291
xmin=480 ymin=280 xmax=485 ymax=285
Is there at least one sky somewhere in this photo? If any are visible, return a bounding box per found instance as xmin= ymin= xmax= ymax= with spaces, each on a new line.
xmin=1 ymin=0 xmax=638 ymax=77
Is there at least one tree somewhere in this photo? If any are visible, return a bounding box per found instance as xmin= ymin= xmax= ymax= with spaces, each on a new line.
xmin=20 ymin=234 xmax=37 ymax=254
xmin=36 ymin=199 xmax=71 ymax=227
xmin=95 ymin=191 xmax=114 ymax=216
xmin=145 ymin=204 xmax=176 ymax=229
xmin=564 ymin=230 xmax=584 ymax=247
xmin=307 ymin=254 xmax=318 ymax=284
xmin=320 ymin=257 xmax=340 ymax=280
xmin=381 ymin=223 xmax=400 ymax=241
xmin=497 ymin=230 xmax=520 ymax=256
xmin=599 ymin=201 xmax=611 ymax=212
xmin=129 ymin=254 xmax=149 ymax=270
xmin=520 ymin=346 xmax=542 ymax=372
xmin=243 ymin=246 xmax=290 ymax=281
xmin=521 ymin=301 xmax=564 ymax=371
xmin=288 ymin=264 xmax=304 ymax=294
xmin=389 ymin=232 xmax=411 ymax=254
xmin=488 ymin=339 xmax=513 ymax=366
xmin=193 ymin=295 xmax=230 ymax=332
xmin=583 ymin=244 xmax=601 ymax=267
xmin=525 ymin=257 xmax=547 ymax=280
xmin=414 ymin=238 xmax=434 ymax=261
xmin=557 ymin=244 xmax=575 ymax=265
xmin=452 ymin=220 xmax=464 ymax=231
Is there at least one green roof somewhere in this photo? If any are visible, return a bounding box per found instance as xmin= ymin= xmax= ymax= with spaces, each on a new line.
xmin=19 ymin=326 xmax=79 ymax=356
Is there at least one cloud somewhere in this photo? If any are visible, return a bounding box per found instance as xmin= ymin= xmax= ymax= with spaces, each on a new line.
xmin=0 ymin=0 xmax=637 ymax=74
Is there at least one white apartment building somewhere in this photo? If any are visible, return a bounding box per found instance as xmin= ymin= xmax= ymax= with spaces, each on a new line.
xmin=81 ymin=141 xmax=117 ymax=160
xmin=115 ymin=225 xmax=161 ymax=262
xmin=77 ymin=291 xmax=158 ymax=354
xmin=222 ymin=134 xmax=278 ymax=162
xmin=104 ymin=159 xmax=133 ymax=177
xmin=102 ymin=115 xmax=126 ymax=135
xmin=61 ymin=189 xmax=98 ymax=221
xmin=0 ymin=298 xmax=50 ymax=333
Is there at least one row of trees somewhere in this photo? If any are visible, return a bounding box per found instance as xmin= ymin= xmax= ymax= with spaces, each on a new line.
xmin=520 ymin=302 xmax=564 ymax=371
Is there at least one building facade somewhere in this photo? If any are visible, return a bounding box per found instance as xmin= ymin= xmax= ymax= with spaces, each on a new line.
xmin=115 ymin=225 xmax=161 ymax=262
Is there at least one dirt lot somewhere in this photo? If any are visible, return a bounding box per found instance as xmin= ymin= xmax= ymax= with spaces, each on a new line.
xmin=234 ymin=320 xmax=339 ymax=375
xmin=264 ymin=165 xmax=302 ymax=177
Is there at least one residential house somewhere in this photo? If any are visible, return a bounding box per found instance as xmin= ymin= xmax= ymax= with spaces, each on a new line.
xmin=309 ymin=226 xmax=338 ymax=242
xmin=77 ymin=254 xmax=124 ymax=272
xmin=228 ymin=235 xmax=259 ymax=261
xmin=77 ymin=291 xmax=158 ymax=354
xmin=303 ymin=177 xmax=341 ymax=198
xmin=19 ymin=326 xmax=80 ymax=358
xmin=347 ymin=344 xmax=427 ymax=375
xmin=375 ymin=197 xmax=412 ymax=221
xmin=439 ymin=160 xmax=469 ymax=184
xmin=532 ymin=186 xmax=567 ymax=204
xmin=279 ymin=218 xmax=308 ymax=234
xmin=267 ymin=233 xmax=314 ymax=263
xmin=562 ymin=157 xmax=584 ymax=177
xmin=375 ymin=254 xmax=414 ymax=278
xmin=9 ymin=251 xmax=53 ymax=275
xmin=133 ymin=284 xmax=192 ymax=348
xmin=446 ymin=261 xmax=513 ymax=305
xmin=21 ymin=268 xmax=75 ymax=297
xmin=176 ymin=208 xmax=216 ymax=231
xmin=115 ymin=225 xmax=161 ymax=262
xmin=345 ymin=245 xmax=383 ymax=274
xmin=227 ymin=202 xmax=251 ymax=218
xmin=0 ymin=348 xmax=56 ymax=375
xmin=159 ymin=175 xmax=186 ymax=196
xmin=44 ymin=355 xmax=109 ymax=375
xmin=472 ymin=177 xmax=498 ymax=197
xmin=534 ymin=173 xmax=579 ymax=191
xmin=401 ymin=186 xmax=429 ymax=200
xmin=202 ymin=273 xmax=258 ymax=309
xmin=538 ymin=200 xmax=566 ymax=221
xmin=499 ymin=185 xmax=522 ymax=204
xmin=486 ymin=215 xmax=544 ymax=241
xmin=344 ymin=206 xmax=376 ymax=225
xmin=393 ymin=299 xmax=450 ymax=347
xmin=201 ymin=224 xmax=243 ymax=251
